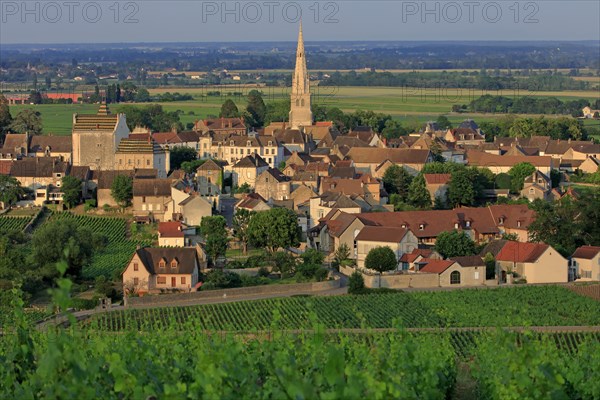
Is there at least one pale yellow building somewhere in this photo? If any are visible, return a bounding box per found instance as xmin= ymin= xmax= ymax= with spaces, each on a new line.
xmin=571 ymin=246 xmax=600 ymax=281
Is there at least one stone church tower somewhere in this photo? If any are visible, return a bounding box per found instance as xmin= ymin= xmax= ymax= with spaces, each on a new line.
xmin=289 ymin=22 xmax=313 ymax=129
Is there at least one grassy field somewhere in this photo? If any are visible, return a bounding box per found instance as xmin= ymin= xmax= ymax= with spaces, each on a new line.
xmin=9 ymin=86 xmax=599 ymax=135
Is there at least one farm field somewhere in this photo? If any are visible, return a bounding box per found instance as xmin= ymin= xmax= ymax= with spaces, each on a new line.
xmin=0 ymin=216 xmax=30 ymax=234
xmin=9 ymin=86 xmax=599 ymax=135
xmin=46 ymin=212 xmax=152 ymax=279
xmin=89 ymin=286 xmax=600 ymax=332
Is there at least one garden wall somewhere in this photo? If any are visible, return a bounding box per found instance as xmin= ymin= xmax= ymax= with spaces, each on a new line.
xmin=126 ymin=277 xmax=340 ymax=307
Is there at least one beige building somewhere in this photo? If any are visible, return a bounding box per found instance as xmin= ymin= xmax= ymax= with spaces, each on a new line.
xmin=423 ymin=174 xmax=451 ymax=203
xmin=122 ymin=247 xmax=200 ymax=295
xmin=114 ymin=134 xmax=169 ymax=178
xmin=193 ymin=117 xmax=247 ymax=135
xmin=132 ymin=179 xmax=173 ymax=222
xmin=345 ymin=148 xmax=431 ymax=176
xmin=419 ymin=256 xmax=486 ymax=287
xmin=354 ymin=227 xmax=418 ymax=269
xmin=254 ymin=168 xmax=291 ymax=201
xmin=496 ymin=241 xmax=568 ymax=284
xmin=196 ymin=159 xmax=225 ymax=197
xmin=158 ymin=221 xmax=186 ymax=247
xmin=231 ymin=154 xmax=269 ymax=188
xmin=571 ymin=246 xmax=600 ymax=281
xmin=9 ymin=157 xmax=69 ymax=189
xmin=520 ymin=171 xmax=554 ymax=202
xmin=288 ymin=22 xmax=313 ymax=129
xmin=72 ymin=103 xmax=130 ymax=170
xmin=28 ymin=136 xmax=72 ymax=162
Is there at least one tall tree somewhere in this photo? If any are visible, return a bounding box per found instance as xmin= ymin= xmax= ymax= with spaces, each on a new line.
xmin=447 ymin=169 xmax=475 ymax=207
xmin=10 ymin=109 xmax=43 ymax=135
xmin=232 ymin=208 xmax=254 ymax=255
xmin=169 ymin=146 xmax=197 ymax=171
xmin=220 ymin=99 xmax=240 ymax=118
xmin=508 ymin=162 xmax=536 ymax=193
xmin=248 ymin=208 xmax=300 ymax=253
xmin=436 ymin=115 xmax=453 ymax=130
xmin=382 ymin=165 xmax=413 ymax=202
xmin=199 ymin=216 xmax=228 ymax=263
xmin=28 ymin=91 xmax=43 ymax=105
xmin=0 ymin=94 xmax=13 ymax=136
xmin=407 ymin=174 xmax=431 ymax=208
xmin=365 ymin=246 xmax=397 ymax=273
xmin=111 ymin=175 xmax=133 ymax=209
xmin=61 ymin=176 xmax=82 ymax=209
xmin=434 ymin=230 xmax=477 ymax=259
xmin=245 ymin=90 xmax=266 ymax=128
xmin=0 ymin=175 xmax=25 ymax=208
xmin=528 ymin=198 xmax=581 ymax=256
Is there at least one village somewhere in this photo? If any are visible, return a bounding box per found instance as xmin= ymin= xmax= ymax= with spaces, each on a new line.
xmin=0 ymin=25 xmax=599 ymax=305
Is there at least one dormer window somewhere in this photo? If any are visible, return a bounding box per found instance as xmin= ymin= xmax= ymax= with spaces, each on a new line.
xmin=159 ymin=260 xmax=166 ymax=269
xmin=247 ymin=140 xmax=251 ymax=147
xmin=517 ymin=220 xmax=522 ymax=228
xmin=454 ymin=223 xmax=459 ymax=229
xmin=499 ymin=217 xmax=505 ymax=224
xmin=419 ymin=224 xmax=425 ymax=231
xmin=171 ymin=259 xmax=178 ymax=268
xmin=401 ymin=223 xmax=407 ymax=228
xmin=466 ymin=220 xmax=471 ymax=228
xmin=268 ymin=141 xmax=273 ymax=146
xmin=230 ymin=140 xmax=235 ymax=147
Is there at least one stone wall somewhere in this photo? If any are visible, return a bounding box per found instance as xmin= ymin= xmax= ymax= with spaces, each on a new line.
xmin=340 ymin=265 xmax=440 ymax=289
xmin=126 ymin=277 xmax=340 ymax=307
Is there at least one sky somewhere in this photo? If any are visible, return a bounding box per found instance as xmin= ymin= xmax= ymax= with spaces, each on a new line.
xmin=0 ymin=1 xmax=599 ymax=44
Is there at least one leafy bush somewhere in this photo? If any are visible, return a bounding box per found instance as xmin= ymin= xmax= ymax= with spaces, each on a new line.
xmin=348 ymin=271 xmax=366 ymax=294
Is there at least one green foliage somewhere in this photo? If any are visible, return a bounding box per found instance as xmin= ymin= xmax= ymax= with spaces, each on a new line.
xmin=0 ymin=93 xmax=12 ymax=135
xmin=220 ymin=99 xmax=240 ymax=118
xmin=110 ymin=175 xmax=133 ymax=209
xmin=9 ymin=109 xmax=43 ymax=135
xmin=201 ymin=269 xmax=242 ymax=290
xmin=434 ymin=230 xmax=477 ymax=259
xmin=248 ymin=208 xmax=300 ymax=252
xmin=348 ymin=271 xmax=366 ymax=294
xmin=365 ymin=246 xmax=397 ymax=273
xmin=382 ymin=164 xmax=413 ymax=201
xmin=169 ymin=146 xmax=197 ymax=171
xmin=61 ymin=175 xmax=81 ymax=209
xmin=232 ymin=208 xmax=254 ymax=255
xmin=234 ymin=183 xmax=251 ymax=194
xmin=550 ymin=169 xmax=562 ymax=188
xmin=495 ymin=172 xmax=512 ymax=190
xmin=245 ymin=90 xmax=266 ymax=128
xmin=270 ymin=251 xmax=296 ymax=278
xmin=181 ymin=159 xmax=205 ymax=174
xmin=508 ymin=162 xmax=536 ymax=193
xmin=483 ymin=252 xmax=496 ymax=280
xmin=436 ymin=115 xmax=452 ymax=129
xmin=199 ymin=216 xmax=228 ymax=263
xmin=297 ymin=249 xmax=327 ymax=281
xmin=333 ymin=243 xmax=351 ymax=267
xmin=0 ymin=175 xmax=25 ymax=207
xmin=116 ymin=104 xmax=182 ymax=132
xmin=407 ymin=173 xmax=431 ymax=208
xmin=448 ymin=169 xmax=475 ymax=207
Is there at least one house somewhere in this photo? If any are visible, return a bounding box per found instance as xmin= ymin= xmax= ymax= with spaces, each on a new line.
xmin=570 ymin=246 xmax=600 ymax=281
xmin=0 ymin=133 xmax=29 ymax=159
xmin=209 ymin=134 xmax=282 ymax=169
xmin=419 ymin=256 xmax=486 ymax=287
xmin=254 ymin=168 xmax=291 ymax=201
xmin=320 ymin=174 xmax=386 ymax=206
xmin=444 ymin=127 xmax=485 ymax=145
xmin=114 ymin=133 xmax=170 ymax=178
xmin=132 ymin=178 xmax=173 ymax=222
xmin=272 ymin=129 xmax=309 ymax=154
xmin=577 ymin=156 xmax=599 ymax=174
xmin=9 ymin=157 xmax=69 ymax=189
xmin=399 ymin=248 xmax=441 ymax=271
xmin=354 ymin=226 xmax=419 ymax=269
xmin=231 ymin=154 xmax=269 ymax=188
xmin=28 ymin=135 xmax=72 ymax=162
xmin=122 ymin=246 xmax=200 ymax=295
xmin=194 ymin=117 xmax=247 ymax=135
xmin=235 ymin=193 xmax=271 ymax=212
xmin=173 ymin=193 xmax=212 ymax=227
xmin=582 ymin=106 xmax=600 ymax=119
xmin=289 ymin=184 xmax=317 ymax=210
xmin=345 ymin=148 xmax=431 ymax=176
xmin=158 ymin=221 xmax=185 ymax=247
xmin=423 ymin=174 xmax=451 ymax=203
xmin=93 ymin=169 xmax=157 ymax=208
xmin=520 ymin=171 xmax=554 ymax=202
xmin=466 ymin=150 xmax=554 ymax=176
xmin=495 ymin=241 xmax=568 ymax=284
xmin=196 ymin=159 xmax=226 ymax=197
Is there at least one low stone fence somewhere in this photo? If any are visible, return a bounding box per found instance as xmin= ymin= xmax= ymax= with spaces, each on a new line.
xmin=126 ymin=277 xmax=341 ymax=308
xmin=340 ymin=265 xmax=439 ymax=289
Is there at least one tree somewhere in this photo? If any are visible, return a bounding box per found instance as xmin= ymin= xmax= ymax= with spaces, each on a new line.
xmin=436 ymin=115 xmax=453 ymax=130
xmin=116 ymin=104 xmax=182 ymax=132
xmin=297 ymin=248 xmax=327 ymax=281
xmin=365 ymin=246 xmax=397 ymax=273
xmin=348 ymin=271 xmax=366 ymax=294
xmin=382 ymin=165 xmax=413 ymax=201
xmin=28 ymin=91 xmax=43 ymax=105
xmin=448 ymin=169 xmax=475 ymax=207
xmin=434 ymin=230 xmax=477 ymax=259
xmin=577 ymin=189 xmax=600 ymax=246
xmin=483 ymin=252 xmax=496 ymax=280
xmin=169 ymin=146 xmax=197 ymax=171
xmin=9 ymin=109 xmax=43 ymax=135
xmin=528 ymin=198 xmax=581 ymax=256
xmin=245 ymin=90 xmax=266 ymax=128
xmin=333 ymin=243 xmax=351 ymax=266
xmin=407 ymin=174 xmax=431 ymax=208
xmin=220 ymin=99 xmax=239 ymax=118
xmin=508 ymin=162 xmax=536 ymax=193
xmin=181 ymin=159 xmax=205 ymax=174
xmin=0 ymin=175 xmax=25 ymax=208
xmin=61 ymin=176 xmax=82 ymax=209
xmin=134 ymin=88 xmax=151 ymax=102
xmin=248 ymin=208 xmax=300 ymax=253
xmin=232 ymin=208 xmax=254 ymax=255
xmin=31 ymin=218 xmax=106 ymax=278
xmin=0 ymin=94 xmax=12 ymax=135
xmin=271 ymin=251 xmax=296 ymax=279
xmin=495 ymin=173 xmax=512 ymax=190
xmin=111 ymin=175 xmax=133 ymax=209
xmin=199 ymin=216 xmax=228 ymax=263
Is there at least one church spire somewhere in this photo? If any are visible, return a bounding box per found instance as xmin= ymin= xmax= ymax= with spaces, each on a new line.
xmin=289 ymin=21 xmax=313 ymax=129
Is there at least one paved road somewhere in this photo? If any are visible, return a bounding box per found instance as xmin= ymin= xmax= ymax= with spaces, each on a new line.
xmin=219 ymin=196 xmax=238 ymax=227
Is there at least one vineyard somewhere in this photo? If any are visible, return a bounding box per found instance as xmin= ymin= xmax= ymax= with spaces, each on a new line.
xmin=89 ymin=286 xmax=600 ymax=331
xmin=0 ymin=216 xmax=30 ymax=234
xmin=46 ymin=213 xmax=152 ymax=278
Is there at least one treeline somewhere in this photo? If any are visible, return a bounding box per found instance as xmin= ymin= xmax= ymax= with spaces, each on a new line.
xmin=320 ymin=71 xmax=592 ymax=91
xmin=464 ymin=95 xmax=598 ymax=116
xmin=478 ymin=115 xmax=586 ymax=141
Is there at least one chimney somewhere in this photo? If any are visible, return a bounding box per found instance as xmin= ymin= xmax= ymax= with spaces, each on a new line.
xmin=221 ymin=117 xmax=224 ymax=127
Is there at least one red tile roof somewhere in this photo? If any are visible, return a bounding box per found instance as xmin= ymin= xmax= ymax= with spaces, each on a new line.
xmin=423 ymin=174 xmax=451 ymax=185
xmin=419 ymin=258 xmax=455 ymax=274
xmin=466 ymin=150 xmax=553 ymax=168
xmin=158 ymin=221 xmax=184 ymax=238
xmin=399 ymin=248 xmax=433 ymax=263
xmin=572 ymin=246 xmax=600 ymax=260
xmin=355 ymin=226 xmax=409 ymax=243
xmin=496 ymin=241 xmax=549 ymax=263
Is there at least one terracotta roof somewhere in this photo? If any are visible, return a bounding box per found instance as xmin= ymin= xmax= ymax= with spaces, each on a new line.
xmin=325 ymin=212 xmax=360 ymax=237
xmin=133 ymin=178 xmax=172 ymax=197
xmin=95 ymin=170 xmax=134 ymax=189
xmin=450 ymin=255 xmax=484 ymax=267
xmin=419 ymin=259 xmax=455 ymax=274
xmin=152 ymin=132 xmax=180 ymax=145
xmin=274 ymin=129 xmax=305 ymax=144
xmin=0 ymin=133 xmax=28 ymax=155
xmin=69 ymin=166 xmax=90 ymax=180
xmin=177 ymin=131 xmax=202 ymax=143
xmin=346 ymin=148 xmax=430 ymax=164
xmin=495 ymin=241 xmax=549 ymax=263
xmin=488 ymin=204 xmax=535 ymax=230
xmin=9 ymin=157 xmax=69 ymax=177
xmin=196 ymin=117 xmax=246 ymax=131
xmin=158 ymin=221 xmax=184 ymax=238
xmin=233 ymin=154 xmax=269 ymax=168
xmin=355 ymin=226 xmax=409 ymax=243
xmin=0 ymin=160 xmax=14 ymax=175
xmin=572 ymin=246 xmax=600 ymax=260
xmin=466 ymin=150 xmax=553 ymax=168
xmin=28 ymin=136 xmax=72 ymax=153
xmin=399 ymin=249 xmax=434 ymax=263
xmin=236 ymin=193 xmax=268 ymax=210
xmin=423 ymin=174 xmax=451 ymax=185
xmin=135 ymin=247 xmax=197 ymax=275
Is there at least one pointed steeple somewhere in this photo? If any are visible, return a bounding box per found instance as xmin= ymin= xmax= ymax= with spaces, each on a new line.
xmin=289 ymin=21 xmax=313 ymax=129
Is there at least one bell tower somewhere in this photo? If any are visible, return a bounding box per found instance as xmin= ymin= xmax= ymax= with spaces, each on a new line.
xmin=289 ymin=22 xmax=313 ymax=129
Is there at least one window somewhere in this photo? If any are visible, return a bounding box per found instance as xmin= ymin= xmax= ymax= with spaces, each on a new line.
xmin=159 ymin=260 xmax=166 ymax=269
xmin=499 ymin=217 xmax=504 ymax=224
xmin=419 ymin=224 xmax=425 ymax=231
xmin=466 ymin=221 xmax=471 ymax=228
xmin=181 ymin=277 xmax=186 ymax=284
xmin=517 ymin=221 xmax=522 ymax=228
xmin=146 ymin=159 xmax=150 ymax=166
xmin=157 ymin=276 xmax=166 ymax=284
xmin=142 ymin=196 xmax=146 ymax=203
xmin=454 ymin=223 xmax=459 ymax=229
xmin=137 ymin=160 xmax=140 ymax=166
xmin=133 ymin=277 xmax=139 ymax=285
xmin=171 ymin=260 xmax=178 ymax=268
xmin=450 ymin=271 xmax=461 ymax=285
xmin=119 ymin=159 xmax=122 ymax=165
xmin=230 ymin=140 xmax=235 ymax=147
xmin=474 ymin=271 xmax=479 ymax=280
xmin=133 ymin=263 xmax=138 ymax=271
xmin=529 ymin=188 xmax=535 ymax=194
